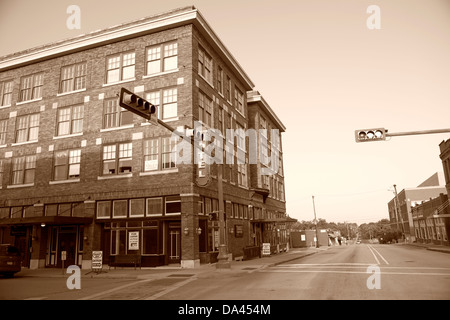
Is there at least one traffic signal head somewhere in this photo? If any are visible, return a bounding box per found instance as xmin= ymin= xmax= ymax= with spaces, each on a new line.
xmin=355 ymin=128 xmax=387 ymax=142
xmin=119 ymin=88 xmax=156 ymax=121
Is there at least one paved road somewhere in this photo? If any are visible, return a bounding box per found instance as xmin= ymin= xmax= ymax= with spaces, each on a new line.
xmin=157 ymin=243 xmax=450 ymax=300
xmin=1 ymin=243 xmax=449 ymax=300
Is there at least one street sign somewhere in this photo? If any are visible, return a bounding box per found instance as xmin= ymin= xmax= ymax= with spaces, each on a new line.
xmin=92 ymin=251 xmax=103 ymax=270
xmin=262 ymin=243 xmax=271 ymax=256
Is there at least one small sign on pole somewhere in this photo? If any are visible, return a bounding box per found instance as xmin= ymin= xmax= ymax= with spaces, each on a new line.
xmin=262 ymin=243 xmax=271 ymax=256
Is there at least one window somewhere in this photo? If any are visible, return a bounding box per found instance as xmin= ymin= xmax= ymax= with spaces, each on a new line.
xmin=146 ymin=88 xmax=177 ymax=121
xmin=238 ymin=163 xmax=247 ymax=188
xmin=198 ymin=46 xmax=213 ymax=83
xmin=103 ymin=98 xmax=133 ymax=129
xmin=0 ymin=119 xmax=7 ymax=145
xmin=130 ymin=198 xmax=145 ymax=217
xmin=102 ymin=142 xmax=133 ymax=175
xmin=19 ymin=73 xmax=43 ymax=102
xmin=217 ymin=66 xmax=223 ymax=95
xmin=0 ymin=80 xmax=13 ymax=106
xmin=11 ymin=155 xmax=36 ymax=185
xmin=165 ymin=195 xmax=181 ymax=215
xmin=198 ymin=91 xmax=213 ymax=127
xmin=97 ymin=201 xmax=111 ymax=219
xmin=143 ymin=138 xmax=159 ymax=171
xmin=60 ymin=62 xmax=87 ymax=93
xmin=53 ymin=149 xmax=81 ymax=181
xmin=56 ymin=105 xmax=83 ymax=136
xmin=162 ymin=137 xmax=176 ymax=169
xmin=147 ymin=197 xmax=163 ymax=216
xmin=106 ymin=52 xmax=135 ymax=84
xmin=113 ymin=200 xmax=128 ymax=218
xmin=217 ymin=107 xmax=224 ymax=134
xmin=15 ymin=113 xmax=39 ymax=143
xmin=225 ymin=75 xmax=231 ymax=102
xmin=234 ymin=86 xmax=244 ymax=114
xmin=146 ymin=42 xmax=178 ymax=75
xmin=0 ymin=159 xmax=3 ymax=186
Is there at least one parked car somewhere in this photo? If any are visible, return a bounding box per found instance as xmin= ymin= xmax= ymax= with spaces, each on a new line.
xmin=0 ymin=244 xmax=21 ymax=278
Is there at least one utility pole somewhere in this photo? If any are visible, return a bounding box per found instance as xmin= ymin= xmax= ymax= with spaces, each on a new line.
xmin=312 ymin=196 xmax=319 ymax=248
xmin=393 ymin=184 xmax=406 ymax=243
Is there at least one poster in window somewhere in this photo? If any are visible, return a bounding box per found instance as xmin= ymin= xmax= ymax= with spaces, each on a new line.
xmin=145 ymin=159 xmax=158 ymax=171
xmin=128 ymin=231 xmax=139 ymax=250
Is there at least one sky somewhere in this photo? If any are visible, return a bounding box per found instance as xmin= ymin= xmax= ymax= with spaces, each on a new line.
xmin=1 ymin=0 xmax=449 ymax=225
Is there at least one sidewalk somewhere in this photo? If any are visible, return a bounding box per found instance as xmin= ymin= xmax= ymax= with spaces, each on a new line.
xmin=15 ymin=247 xmax=320 ymax=280
xmin=401 ymin=242 xmax=450 ymax=254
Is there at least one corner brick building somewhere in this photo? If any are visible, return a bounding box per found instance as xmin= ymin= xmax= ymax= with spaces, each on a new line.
xmin=0 ymin=6 xmax=288 ymax=269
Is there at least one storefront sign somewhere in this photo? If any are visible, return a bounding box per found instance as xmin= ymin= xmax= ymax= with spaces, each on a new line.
xmin=92 ymin=251 xmax=103 ymax=270
xmin=128 ymin=231 xmax=139 ymax=250
xmin=262 ymin=243 xmax=271 ymax=256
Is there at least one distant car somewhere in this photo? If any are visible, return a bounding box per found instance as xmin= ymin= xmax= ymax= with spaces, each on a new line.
xmin=356 ymin=240 xmax=361 ymax=244
xmin=0 ymin=244 xmax=22 ymax=278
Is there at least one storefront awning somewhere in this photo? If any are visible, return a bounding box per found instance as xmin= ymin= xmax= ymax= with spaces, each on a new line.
xmin=0 ymin=216 xmax=93 ymax=226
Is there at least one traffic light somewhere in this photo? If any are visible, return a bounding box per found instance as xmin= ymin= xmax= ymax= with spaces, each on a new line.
xmin=354 ymin=128 xmax=387 ymax=142
xmin=119 ymin=88 xmax=156 ymax=121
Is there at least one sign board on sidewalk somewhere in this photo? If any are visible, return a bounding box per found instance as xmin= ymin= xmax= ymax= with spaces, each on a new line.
xmin=61 ymin=251 xmax=67 ymax=261
xmin=262 ymin=243 xmax=271 ymax=256
xmin=92 ymin=251 xmax=103 ymax=270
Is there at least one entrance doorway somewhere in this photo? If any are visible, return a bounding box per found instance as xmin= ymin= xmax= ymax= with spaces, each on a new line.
xmin=58 ymin=231 xmax=76 ymax=267
xmin=168 ymin=227 xmax=181 ymax=264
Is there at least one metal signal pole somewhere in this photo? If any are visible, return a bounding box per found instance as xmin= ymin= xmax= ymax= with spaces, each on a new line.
xmin=312 ymin=196 xmax=319 ymax=248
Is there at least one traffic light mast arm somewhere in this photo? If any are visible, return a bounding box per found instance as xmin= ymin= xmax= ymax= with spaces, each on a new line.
xmin=386 ymin=128 xmax=450 ymax=138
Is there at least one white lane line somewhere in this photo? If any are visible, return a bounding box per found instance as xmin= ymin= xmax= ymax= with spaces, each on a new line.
xmin=369 ymin=245 xmax=389 ymax=265
xmin=366 ymin=245 xmax=380 ymax=265
xmin=143 ymin=276 xmax=197 ymax=300
xmin=261 ymin=269 xmax=450 ymax=276
xmin=78 ymin=278 xmax=155 ymax=300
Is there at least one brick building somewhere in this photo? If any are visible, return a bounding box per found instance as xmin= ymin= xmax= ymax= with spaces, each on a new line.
xmin=387 ymin=172 xmax=447 ymax=242
xmin=0 ymin=6 xmax=287 ymax=269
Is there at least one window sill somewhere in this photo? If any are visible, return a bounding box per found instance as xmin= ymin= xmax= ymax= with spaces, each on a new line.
xmin=49 ymin=179 xmax=80 ymax=185
xmin=0 ymin=144 xmax=6 ymax=148
xmin=16 ymin=98 xmax=43 ymax=106
xmin=102 ymin=78 xmax=136 ymax=87
xmin=56 ymin=88 xmax=87 ymax=97
xmin=11 ymin=140 xmax=38 ymax=147
xmin=139 ymin=168 xmax=178 ymax=176
xmin=98 ymin=173 xmax=133 ymax=180
xmin=100 ymin=124 xmax=134 ymax=132
xmin=53 ymin=132 xmax=83 ymax=140
xmin=0 ymin=104 xmax=11 ymax=109
xmin=143 ymin=69 xmax=178 ymax=79
xmin=198 ymin=74 xmax=215 ymax=90
xmin=7 ymin=183 xmax=34 ymax=189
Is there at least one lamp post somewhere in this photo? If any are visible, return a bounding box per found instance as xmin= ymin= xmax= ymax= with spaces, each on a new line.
xmin=312 ymin=196 xmax=319 ymax=248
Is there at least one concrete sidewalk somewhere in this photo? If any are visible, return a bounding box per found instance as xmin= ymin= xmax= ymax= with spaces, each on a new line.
xmin=14 ymin=247 xmax=320 ymax=280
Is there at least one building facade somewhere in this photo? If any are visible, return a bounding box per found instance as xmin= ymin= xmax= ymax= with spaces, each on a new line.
xmin=387 ymin=172 xmax=447 ymax=242
xmin=0 ymin=6 xmax=288 ymax=269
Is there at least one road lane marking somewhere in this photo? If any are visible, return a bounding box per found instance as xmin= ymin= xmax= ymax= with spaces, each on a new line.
xmin=78 ymin=278 xmax=155 ymax=300
xmin=143 ymin=276 xmax=197 ymax=300
xmin=261 ymin=269 xmax=450 ymax=276
xmin=368 ymin=245 xmax=389 ymax=265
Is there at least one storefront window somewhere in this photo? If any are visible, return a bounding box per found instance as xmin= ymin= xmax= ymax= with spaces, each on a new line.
xmin=130 ymin=198 xmax=145 ymax=217
xmin=165 ymin=196 xmax=181 ymax=215
xmin=143 ymin=228 xmax=158 ymax=254
xmin=97 ymin=201 xmax=111 ymax=219
xmin=111 ymin=229 xmax=126 ymax=255
xmin=113 ymin=200 xmax=127 ymax=218
xmin=147 ymin=198 xmax=162 ymax=216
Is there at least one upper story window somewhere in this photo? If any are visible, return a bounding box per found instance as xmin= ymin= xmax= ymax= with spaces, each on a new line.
xmin=146 ymin=42 xmax=178 ymax=75
xmin=103 ymin=98 xmax=133 ymax=129
xmin=0 ymin=159 xmax=4 ymax=186
xmin=19 ymin=73 xmax=43 ymax=102
xmin=106 ymin=52 xmax=135 ymax=84
xmin=198 ymin=46 xmax=213 ymax=84
xmin=225 ymin=75 xmax=231 ymax=103
xmin=0 ymin=80 xmax=13 ymax=106
xmin=11 ymin=155 xmax=36 ymax=185
xmin=16 ymin=113 xmax=39 ymax=143
xmin=60 ymin=62 xmax=87 ymax=93
xmin=0 ymin=119 xmax=7 ymax=145
xmin=57 ymin=105 xmax=83 ymax=136
xmin=53 ymin=149 xmax=81 ymax=181
xmin=145 ymin=88 xmax=177 ymax=121
xmin=234 ymin=86 xmax=244 ymax=114
xmin=102 ymin=142 xmax=133 ymax=175
xmin=217 ymin=66 xmax=223 ymax=95
xmin=198 ymin=91 xmax=213 ymax=127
